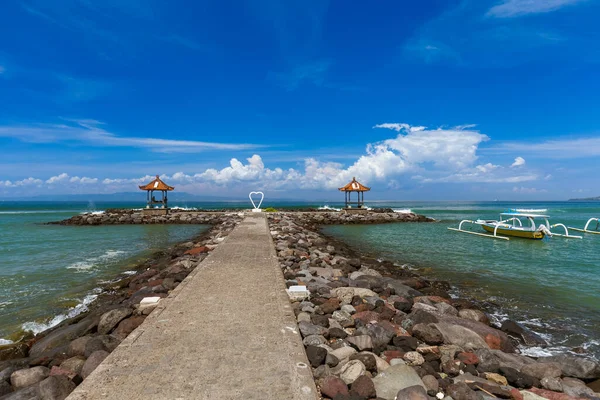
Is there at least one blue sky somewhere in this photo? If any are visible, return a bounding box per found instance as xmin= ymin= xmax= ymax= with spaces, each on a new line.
xmin=0 ymin=0 xmax=599 ymax=200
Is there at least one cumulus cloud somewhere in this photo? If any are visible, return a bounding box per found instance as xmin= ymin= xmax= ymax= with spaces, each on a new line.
xmin=3 ymin=123 xmax=539 ymax=195
xmin=511 ymin=156 xmax=526 ymax=167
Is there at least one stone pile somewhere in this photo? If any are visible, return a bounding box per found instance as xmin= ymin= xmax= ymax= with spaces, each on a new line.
xmin=0 ymin=214 xmax=241 ymax=400
xmin=51 ymin=210 xmax=241 ymax=226
xmin=278 ymin=211 xmax=433 ymax=227
xmin=268 ymin=213 xmax=600 ymax=400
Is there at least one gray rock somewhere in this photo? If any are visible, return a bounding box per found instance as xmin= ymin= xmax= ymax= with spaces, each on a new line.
xmin=539 ymin=354 xmax=600 ymax=379
xmin=97 ymin=308 xmax=132 ymax=335
xmin=433 ymin=322 xmax=489 ymax=351
xmin=520 ymin=362 xmax=562 ymax=380
xmin=458 ymin=309 xmax=490 ymax=324
xmin=29 ymin=317 xmax=97 ymax=358
xmin=10 ymin=367 xmax=49 ymax=390
xmin=372 ymin=364 xmax=426 ymax=400
xmin=339 ymin=360 xmax=365 ymax=385
xmin=447 ymin=382 xmax=479 ymax=400
xmin=329 ymin=347 xmax=357 ymax=364
xmin=0 ymin=380 xmax=12 ymax=397
xmin=296 ymin=312 xmax=311 ymax=323
xmin=1 ymin=366 xmax=17 ymax=383
xmin=81 ymin=350 xmax=109 ymax=379
xmin=340 ymin=305 xmax=356 ymax=315
xmin=59 ymin=357 xmax=86 ymax=376
xmin=37 ymin=375 xmax=76 ymax=400
xmin=67 ymin=336 xmax=92 ymax=357
xmin=297 ymin=321 xmax=327 ymax=338
xmin=412 ymin=323 xmax=443 ymax=345
xmin=540 ymin=376 xmax=563 ymax=392
xmin=490 ymin=350 xmax=536 ymax=371
xmin=83 ymin=335 xmax=121 ymax=357
xmin=500 ymin=320 xmax=547 ymax=347
xmin=346 ymin=335 xmax=373 ymax=351
xmin=435 ymin=302 xmax=458 ymax=316
xmin=305 ymin=346 xmax=327 ymax=368
xmin=395 ymin=385 xmax=429 ymax=400
xmin=403 ymin=351 xmax=425 ymax=366
xmin=331 ymin=310 xmax=354 ymax=328
xmin=561 ymin=377 xmax=596 ymax=398
xmin=422 ymin=375 xmax=439 ymax=392
xmin=1 ymin=384 xmax=40 ymax=400
xmin=302 ymin=335 xmax=327 ymax=347
xmin=383 ymin=278 xmax=423 ymax=298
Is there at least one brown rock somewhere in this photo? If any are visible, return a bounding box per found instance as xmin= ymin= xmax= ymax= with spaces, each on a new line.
xmin=457 ymin=352 xmax=479 ymax=365
xmin=319 ymin=298 xmax=340 ymax=314
xmin=112 ymin=316 xmax=146 ymax=339
xmin=184 ymin=246 xmax=209 ymax=255
xmin=319 ymin=375 xmax=349 ymax=398
xmin=350 ymin=375 xmax=376 ymax=398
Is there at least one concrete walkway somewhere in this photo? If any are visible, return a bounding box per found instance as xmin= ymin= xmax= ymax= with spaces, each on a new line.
xmin=67 ymin=214 xmax=318 ymax=400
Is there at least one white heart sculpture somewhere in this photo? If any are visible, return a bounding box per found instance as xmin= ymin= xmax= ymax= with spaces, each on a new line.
xmin=249 ymin=191 xmax=264 ymax=210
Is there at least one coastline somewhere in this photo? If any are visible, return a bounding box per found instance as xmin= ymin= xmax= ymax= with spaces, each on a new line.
xmin=268 ymin=212 xmax=600 ymax=399
xmin=1 ymin=209 xmax=599 ymax=399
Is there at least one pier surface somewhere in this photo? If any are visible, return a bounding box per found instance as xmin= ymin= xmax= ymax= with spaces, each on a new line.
xmin=67 ymin=214 xmax=317 ymax=400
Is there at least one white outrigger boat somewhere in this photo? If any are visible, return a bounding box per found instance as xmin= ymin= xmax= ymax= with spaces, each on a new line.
xmin=568 ymin=218 xmax=600 ymax=235
xmin=448 ymin=211 xmax=582 ymax=241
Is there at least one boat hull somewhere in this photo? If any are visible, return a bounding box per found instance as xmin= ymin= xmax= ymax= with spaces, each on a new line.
xmin=482 ymin=225 xmax=544 ymax=240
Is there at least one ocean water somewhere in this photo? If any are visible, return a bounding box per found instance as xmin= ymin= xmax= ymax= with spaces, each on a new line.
xmin=322 ymin=201 xmax=600 ymax=359
xmin=0 ymin=201 xmax=211 ymax=344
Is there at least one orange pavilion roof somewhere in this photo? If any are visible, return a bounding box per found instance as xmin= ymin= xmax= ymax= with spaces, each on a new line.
xmin=338 ymin=177 xmax=370 ymax=192
xmin=139 ymin=175 xmax=175 ymax=191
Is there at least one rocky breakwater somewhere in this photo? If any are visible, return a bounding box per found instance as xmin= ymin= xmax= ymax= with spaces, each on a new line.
xmin=0 ymin=214 xmax=241 ymax=400
xmin=268 ymin=213 xmax=600 ymax=400
xmin=51 ymin=209 xmax=240 ymax=225
xmin=283 ymin=211 xmax=434 ymax=227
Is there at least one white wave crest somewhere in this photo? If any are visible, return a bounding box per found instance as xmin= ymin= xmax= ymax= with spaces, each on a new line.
xmin=171 ymin=206 xmax=198 ymax=211
xmin=0 ymin=338 xmax=14 ymax=345
xmin=66 ymin=250 xmax=126 ymax=272
xmin=515 ymin=208 xmax=548 ymax=213
xmin=80 ymin=211 xmax=105 ymax=215
xmin=318 ymin=205 xmax=341 ymax=211
xmin=22 ymin=291 xmax=100 ymax=335
xmin=393 ymin=208 xmax=413 ymax=214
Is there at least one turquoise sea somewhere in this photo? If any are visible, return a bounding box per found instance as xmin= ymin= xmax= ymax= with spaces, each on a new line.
xmin=1 ymin=200 xmax=599 ymax=361
xmin=323 ymin=201 xmax=600 ymax=359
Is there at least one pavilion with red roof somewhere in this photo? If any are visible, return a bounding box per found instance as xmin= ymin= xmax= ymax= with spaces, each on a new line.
xmin=139 ymin=175 xmax=175 ymax=209
xmin=338 ymin=177 xmax=370 ymax=209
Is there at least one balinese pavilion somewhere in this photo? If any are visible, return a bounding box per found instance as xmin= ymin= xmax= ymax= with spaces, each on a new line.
xmin=338 ymin=177 xmax=370 ymax=211
xmin=139 ymin=175 xmax=174 ymax=215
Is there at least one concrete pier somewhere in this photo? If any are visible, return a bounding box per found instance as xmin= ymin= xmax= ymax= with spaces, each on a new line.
xmin=67 ymin=214 xmax=318 ymax=400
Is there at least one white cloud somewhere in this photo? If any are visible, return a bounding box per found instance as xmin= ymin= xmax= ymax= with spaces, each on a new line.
xmin=487 ymin=0 xmax=587 ymax=18
xmin=46 ymin=173 xmax=70 ymax=184
xmin=513 ymin=186 xmax=548 ymax=194
xmin=0 ymin=119 xmax=266 ymax=153
xmin=496 ymin=137 xmax=600 ymax=158
xmin=511 ymin=156 xmax=526 ymax=167
xmin=2 ymin=123 xmax=542 ymax=195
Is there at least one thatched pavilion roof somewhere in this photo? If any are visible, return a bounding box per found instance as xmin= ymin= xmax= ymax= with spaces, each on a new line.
xmin=338 ymin=177 xmax=370 ymax=192
xmin=139 ymin=175 xmax=175 ymax=191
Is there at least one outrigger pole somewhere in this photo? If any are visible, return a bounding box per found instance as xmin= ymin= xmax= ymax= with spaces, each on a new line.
xmin=447 ymin=220 xmax=510 ymax=241
xmin=568 ymin=218 xmax=600 ymax=235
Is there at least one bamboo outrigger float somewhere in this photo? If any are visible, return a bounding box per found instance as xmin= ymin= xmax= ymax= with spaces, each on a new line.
xmin=568 ymin=218 xmax=600 ymax=235
xmin=448 ymin=211 xmax=582 ymax=241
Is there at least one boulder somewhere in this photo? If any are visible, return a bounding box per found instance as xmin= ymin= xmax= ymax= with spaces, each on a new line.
xmin=298 ymin=321 xmax=327 ymax=338
xmin=329 ymin=347 xmax=357 ymax=364
xmin=81 ymin=350 xmax=109 ymax=379
xmin=319 ymin=376 xmax=348 ymax=398
xmin=403 ymin=351 xmax=425 ymax=366
xmin=346 ymin=336 xmax=373 ymax=352
xmin=561 ymin=377 xmax=596 ymax=398
xmin=501 ymin=320 xmax=547 ymax=347
xmin=422 ymin=375 xmax=439 ymax=393
xmin=434 ymin=322 xmax=489 ymax=351
xmin=37 ymin=375 xmax=76 ymax=400
xmin=412 ymin=324 xmax=443 ymax=345
xmin=0 ymin=384 xmax=40 ymax=400
xmin=372 ymin=364 xmax=426 ymax=400
xmin=67 ymin=336 xmax=92 ymax=357
xmin=446 ymin=382 xmax=479 ymax=400
xmin=540 ymin=377 xmax=563 ymax=392
xmin=395 ymin=385 xmax=429 ymax=400
xmin=83 ymin=335 xmax=121 ymax=357
xmin=305 ymin=346 xmax=327 ymax=368
xmin=538 ymin=354 xmax=600 ymax=380
xmin=520 ymin=362 xmax=562 ymax=380
xmin=0 ymin=343 xmax=29 ymax=362
xmin=349 ymin=353 xmax=377 ymax=372
xmin=339 ymin=360 xmax=366 ymax=385
xmin=29 ymin=317 xmax=97 ymax=358
xmin=97 ymin=308 xmax=132 ymax=335
xmin=332 ymin=287 xmax=378 ymax=304
xmin=10 ymin=367 xmax=50 ymax=389
xmin=0 ymin=380 xmax=12 ymax=397
xmin=350 ymin=375 xmax=376 ymax=398
xmin=458 ymin=309 xmax=490 ymax=325
xmin=112 ymin=316 xmax=145 ymax=339
xmin=383 ymin=279 xmax=423 ymax=298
